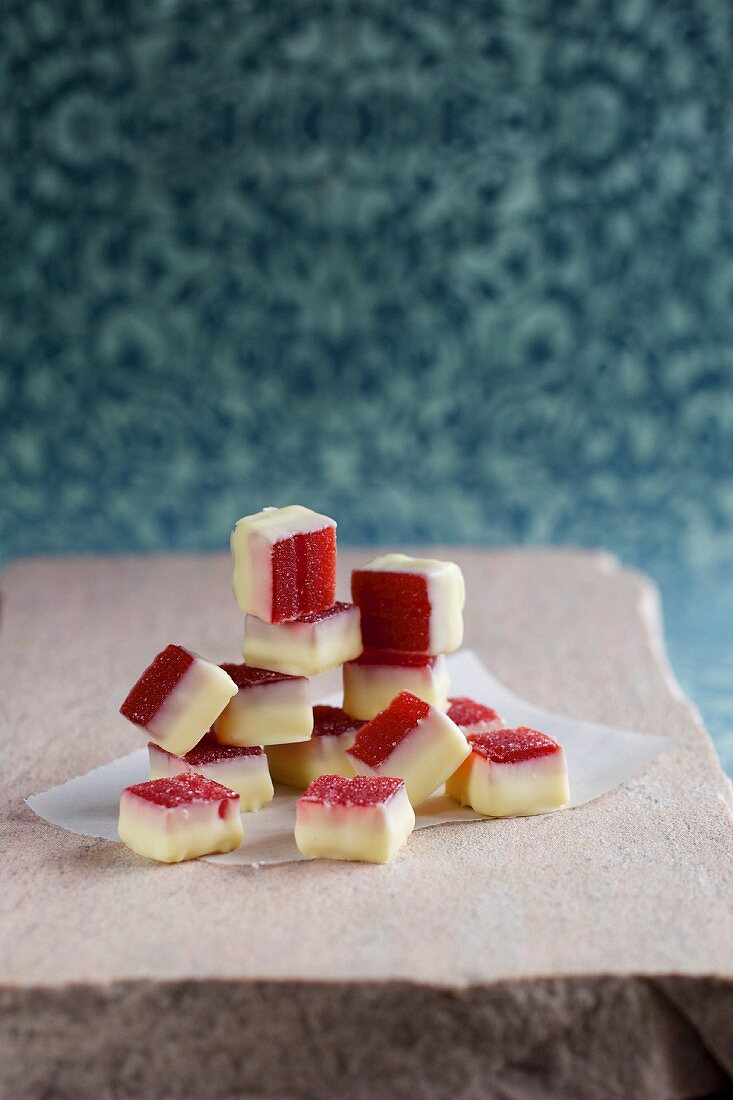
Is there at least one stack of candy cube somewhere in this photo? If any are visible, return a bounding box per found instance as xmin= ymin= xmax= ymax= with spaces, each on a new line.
xmin=117 ymin=505 xmax=569 ymax=865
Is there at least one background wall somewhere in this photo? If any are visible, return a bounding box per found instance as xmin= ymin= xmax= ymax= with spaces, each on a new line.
xmin=2 ymin=0 xmax=732 ymax=769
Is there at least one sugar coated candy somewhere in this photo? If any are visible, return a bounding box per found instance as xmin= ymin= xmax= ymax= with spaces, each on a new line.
xmin=447 ymin=696 xmax=504 ymax=733
xmin=231 ymin=505 xmax=337 ymax=623
xmin=294 ymin=774 xmax=415 ymax=863
xmin=351 ymin=553 xmax=464 ymax=655
xmin=119 ymin=645 xmax=238 ymax=756
xmin=266 ymin=705 xmax=363 ymax=789
xmin=346 ymin=691 xmax=470 ymax=806
xmin=445 ymin=726 xmax=569 ymax=817
xmin=118 ymin=773 xmax=244 ymax=863
xmin=243 ymin=601 xmax=362 ymax=677
xmin=213 ymin=663 xmax=313 ymax=747
xmin=148 ymin=734 xmax=274 ymax=811
xmin=343 ymin=648 xmax=449 ymax=720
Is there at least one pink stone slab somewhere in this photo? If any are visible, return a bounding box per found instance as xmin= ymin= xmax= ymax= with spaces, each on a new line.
xmin=0 ymin=549 xmax=731 ymax=1100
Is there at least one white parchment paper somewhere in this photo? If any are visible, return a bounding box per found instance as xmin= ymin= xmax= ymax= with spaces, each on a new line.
xmin=26 ymin=650 xmax=673 ymax=866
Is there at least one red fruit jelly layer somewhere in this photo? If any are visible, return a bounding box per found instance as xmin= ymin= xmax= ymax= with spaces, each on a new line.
xmin=469 ymin=727 xmax=561 ymax=765
xmin=351 ymin=570 xmax=431 ymax=651
xmin=125 ymin=772 xmax=239 ymax=811
xmin=312 ymin=705 xmax=365 ymax=739
xmin=184 ymin=735 xmax=264 ymax=765
xmin=220 ymin=663 xmax=303 ymax=689
xmin=270 ymin=526 xmax=337 ymax=623
xmin=120 ymin=644 xmax=194 ymax=727
xmin=301 ymin=773 xmax=404 ymax=808
xmin=347 ymin=691 xmax=431 ymax=768
xmin=295 ymin=600 xmax=355 ymax=625
xmin=351 ymin=648 xmax=437 ymax=669
xmin=448 ymin=697 xmax=501 ymax=727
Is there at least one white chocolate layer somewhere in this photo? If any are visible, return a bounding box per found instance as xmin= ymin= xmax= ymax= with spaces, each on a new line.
xmin=349 ymin=708 xmax=470 ymax=807
xmin=243 ymin=605 xmax=362 ymax=677
xmin=213 ymin=677 xmax=313 ymax=747
xmin=266 ymin=732 xmax=356 ymax=789
xmin=459 ymin=718 xmax=505 ymax=734
xmin=147 ymin=659 xmax=238 ymax=756
xmin=231 ymin=505 xmax=336 ymax=620
xmin=343 ymin=655 xmax=449 ymax=720
xmin=446 ymin=748 xmax=569 ymax=817
xmin=118 ymin=792 xmax=243 ymax=863
xmin=294 ymin=786 xmax=415 ymax=863
xmin=148 ymin=744 xmax=274 ymax=811
xmin=357 ymin=553 xmax=465 ymax=654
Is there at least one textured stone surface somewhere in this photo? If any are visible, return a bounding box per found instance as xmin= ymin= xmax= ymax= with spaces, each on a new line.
xmin=0 ymin=549 xmax=731 ymax=1099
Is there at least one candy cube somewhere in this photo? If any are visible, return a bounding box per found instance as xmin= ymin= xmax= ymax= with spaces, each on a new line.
xmin=243 ymin=601 xmax=362 ymax=677
xmin=119 ymin=644 xmax=238 ymax=756
xmin=445 ymin=727 xmax=569 ymax=817
xmin=351 ymin=553 xmax=464 ymax=654
xmin=231 ymin=505 xmax=337 ymax=623
xmin=266 ymin=705 xmax=364 ymax=789
xmin=447 ymin=696 xmax=504 ymax=733
xmin=213 ymin=663 xmax=312 ymax=747
xmin=148 ymin=735 xmax=274 ymax=811
xmin=343 ymin=649 xmax=449 ymax=720
xmin=346 ymin=691 xmax=470 ymax=806
xmin=294 ymin=774 xmax=415 ymax=863
xmin=118 ymin=773 xmax=244 ymax=863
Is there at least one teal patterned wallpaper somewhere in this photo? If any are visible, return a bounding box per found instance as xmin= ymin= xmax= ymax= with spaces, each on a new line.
xmin=1 ymin=1 xmax=732 ymax=769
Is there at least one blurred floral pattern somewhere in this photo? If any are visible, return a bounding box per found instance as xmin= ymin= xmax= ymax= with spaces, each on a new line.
xmin=1 ymin=0 xmax=732 ymax=768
